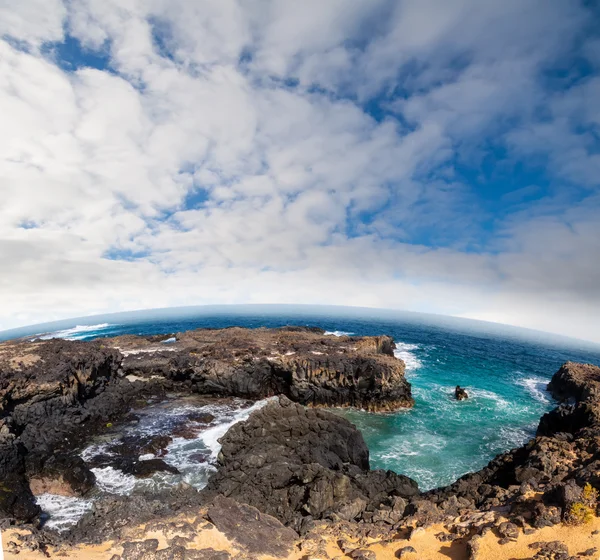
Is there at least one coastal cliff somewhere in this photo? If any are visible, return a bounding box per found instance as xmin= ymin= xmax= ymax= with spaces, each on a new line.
xmin=1 ymin=330 xmax=600 ymax=559
xmin=113 ymin=327 xmax=413 ymax=411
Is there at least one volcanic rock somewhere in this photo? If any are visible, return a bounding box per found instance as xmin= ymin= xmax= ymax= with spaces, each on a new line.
xmin=455 ymin=386 xmax=468 ymax=400
xmin=207 ymin=495 xmax=297 ymax=558
xmin=27 ymin=453 xmax=96 ymax=497
xmin=0 ymin=327 xmax=413 ymax=521
xmin=202 ymin=396 xmax=419 ymax=531
xmin=115 ymin=327 xmax=413 ymax=411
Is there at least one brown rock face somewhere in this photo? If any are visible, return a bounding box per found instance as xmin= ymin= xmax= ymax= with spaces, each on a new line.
xmin=114 ymin=327 xmax=414 ymax=411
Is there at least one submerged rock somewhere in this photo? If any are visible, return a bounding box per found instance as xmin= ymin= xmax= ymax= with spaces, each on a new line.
xmin=455 ymin=386 xmax=468 ymax=400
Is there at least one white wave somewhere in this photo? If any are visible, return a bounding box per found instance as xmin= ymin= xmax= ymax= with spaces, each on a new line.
xmin=393 ymin=341 xmax=422 ymax=372
xmin=467 ymin=387 xmax=510 ymax=409
xmin=37 ymin=323 xmax=116 ymax=341
xmin=91 ymin=466 xmax=137 ymax=495
xmin=36 ymin=494 xmax=93 ymax=532
xmin=161 ymin=337 xmax=177 ymax=344
xmin=324 ymin=330 xmax=354 ymax=337
xmin=197 ymin=399 xmax=271 ymax=461
xmin=80 ymin=441 xmax=113 ymax=462
xmin=517 ymin=376 xmax=551 ymax=404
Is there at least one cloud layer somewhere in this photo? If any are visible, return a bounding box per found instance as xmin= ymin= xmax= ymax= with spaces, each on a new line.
xmin=1 ymin=0 xmax=599 ymax=342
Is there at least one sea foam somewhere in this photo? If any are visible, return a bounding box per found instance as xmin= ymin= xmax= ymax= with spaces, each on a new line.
xmin=517 ymin=376 xmax=551 ymax=404
xmin=36 ymin=494 xmax=93 ymax=532
xmin=37 ymin=323 xmax=116 ymax=341
xmin=393 ymin=341 xmax=422 ymax=372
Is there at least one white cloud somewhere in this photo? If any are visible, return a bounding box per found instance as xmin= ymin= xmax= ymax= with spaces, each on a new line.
xmin=0 ymin=0 xmax=599 ymax=343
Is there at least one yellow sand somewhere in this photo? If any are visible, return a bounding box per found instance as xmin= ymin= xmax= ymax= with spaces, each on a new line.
xmin=4 ymin=517 xmax=600 ymax=559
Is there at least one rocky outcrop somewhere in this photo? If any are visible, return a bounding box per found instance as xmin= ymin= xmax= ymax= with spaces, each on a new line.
xmin=0 ymin=327 xmax=412 ymax=522
xmin=207 ymin=496 xmax=298 ymax=557
xmin=0 ymin=339 xmax=161 ymax=520
xmin=202 ymin=396 xmax=419 ymax=532
xmin=420 ymin=362 xmax=600 ymax=533
xmin=455 ymin=386 xmax=468 ymax=400
xmin=115 ymin=327 xmax=413 ymax=411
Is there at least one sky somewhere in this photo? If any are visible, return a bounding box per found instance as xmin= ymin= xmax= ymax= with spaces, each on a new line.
xmin=1 ymin=1 xmax=600 ymax=343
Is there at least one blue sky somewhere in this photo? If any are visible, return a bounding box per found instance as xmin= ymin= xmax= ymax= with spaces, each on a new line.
xmin=1 ymin=0 xmax=600 ymax=342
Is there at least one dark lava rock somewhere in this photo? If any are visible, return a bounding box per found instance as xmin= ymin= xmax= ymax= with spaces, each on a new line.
xmin=109 ymin=434 xmax=173 ymax=459
xmin=0 ymin=338 xmax=167 ymax=520
xmin=202 ymin=396 xmax=419 ymax=531
xmin=69 ymin=485 xmax=204 ymax=544
xmin=580 ymin=548 xmax=598 ymax=557
xmin=455 ymin=386 xmax=469 ymax=400
xmin=186 ymin=412 xmax=215 ymax=424
xmin=119 ymin=458 xmax=180 ymax=478
xmin=184 ymin=549 xmax=231 ymax=560
xmin=348 ymin=550 xmax=376 ymax=560
xmin=396 ymin=545 xmax=417 ymax=558
xmin=497 ymin=521 xmax=519 ymax=540
xmin=188 ymin=453 xmax=210 ymax=464
xmin=532 ymin=503 xmax=562 ymax=528
xmin=121 ymin=539 xmax=159 ymax=560
xmin=116 ymin=327 xmax=413 ymax=412
xmin=27 ymin=453 xmax=96 ymax=497
xmin=0 ymin=327 xmax=413 ymax=523
xmin=207 ymin=496 xmax=297 ymax=558
xmin=528 ymin=540 xmax=570 ymax=560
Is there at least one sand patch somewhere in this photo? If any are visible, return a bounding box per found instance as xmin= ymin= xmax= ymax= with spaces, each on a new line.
xmin=4 ymin=518 xmax=600 ymax=559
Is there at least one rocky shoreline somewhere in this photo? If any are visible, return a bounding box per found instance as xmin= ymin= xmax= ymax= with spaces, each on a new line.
xmin=0 ymin=328 xmax=599 ymax=559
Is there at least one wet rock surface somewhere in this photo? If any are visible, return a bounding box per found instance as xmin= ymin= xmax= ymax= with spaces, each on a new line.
xmin=455 ymin=385 xmax=469 ymax=400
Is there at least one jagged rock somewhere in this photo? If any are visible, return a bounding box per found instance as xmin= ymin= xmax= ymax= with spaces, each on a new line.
xmin=207 ymin=496 xmax=297 ymax=558
xmin=528 ymin=541 xmax=570 ymax=560
xmin=455 ymin=386 xmax=468 ymax=400
xmin=202 ymin=397 xmax=418 ymax=531
xmin=532 ymin=504 xmax=562 ymax=528
xmin=0 ymin=328 xmax=412 ymax=522
xmin=497 ymin=521 xmax=519 ymax=540
xmin=580 ymin=548 xmax=598 ymax=557
xmin=348 ymin=550 xmax=376 ymax=560
xmin=183 ymin=550 xmax=231 ymax=560
xmin=120 ymin=458 xmax=180 ymax=478
xmin=116 ymin=327 xmax=413 ymax=411
xmin=121 ymin=539 xmax=160 ymax=560
xmin=396 ymin=546 xmax=417 ymax=558
xmin=467 ymin=534 xmax=482 ymax=560
xmin=28 ymin=453 xmax=96 ymax=497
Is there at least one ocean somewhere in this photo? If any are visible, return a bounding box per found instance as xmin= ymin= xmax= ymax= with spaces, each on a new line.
xmin=4 ymin=305 xmax=600 ymax=529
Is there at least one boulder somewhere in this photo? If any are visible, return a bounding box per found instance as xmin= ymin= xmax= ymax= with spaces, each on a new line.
xmin=207 ymin=496 xmax=297 ymax=558
xmin=455 ymin=386 xmax=469 ymax=400
xmin=202 ymin=396 xmax=418 ymax=530
xmin=28 ymin=453 xmax=96 ymax=497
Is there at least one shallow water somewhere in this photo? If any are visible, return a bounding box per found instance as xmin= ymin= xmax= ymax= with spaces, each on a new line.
xmin=26 ymin=309 xmax=600 ymax=526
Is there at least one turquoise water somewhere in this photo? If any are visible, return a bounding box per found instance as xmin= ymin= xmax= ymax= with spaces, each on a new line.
xmin=8 ymin=306 xmax=600 ymax=492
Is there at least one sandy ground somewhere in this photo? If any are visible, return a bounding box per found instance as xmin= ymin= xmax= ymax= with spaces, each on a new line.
xmin=3 ymin=517 xmax=600 ymax=559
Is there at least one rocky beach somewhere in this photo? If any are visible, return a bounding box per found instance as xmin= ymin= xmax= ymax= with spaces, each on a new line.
xmin=1 ymin=327 xmax=600 ymax=559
